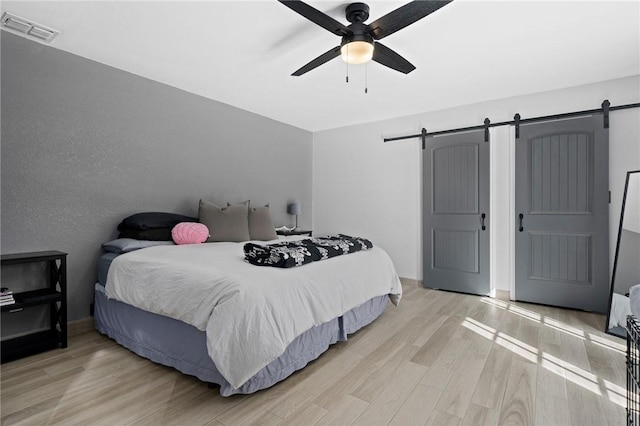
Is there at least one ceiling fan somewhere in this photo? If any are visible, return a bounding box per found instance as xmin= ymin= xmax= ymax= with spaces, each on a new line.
xmin=278 ymin=0 xmax=453 ymax=76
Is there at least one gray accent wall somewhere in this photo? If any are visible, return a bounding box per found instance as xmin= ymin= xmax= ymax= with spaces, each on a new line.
xmin=1 ymin=33 xmax=313 ymax=321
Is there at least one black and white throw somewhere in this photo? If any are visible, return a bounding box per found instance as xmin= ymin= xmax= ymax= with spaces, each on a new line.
xmin=244 ymin=234 xmax=373 ymax=268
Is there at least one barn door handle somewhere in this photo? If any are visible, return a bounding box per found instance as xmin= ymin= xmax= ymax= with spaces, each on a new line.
xmin=480 ymin=213 xmax=486 ymax=231
xmin=518 ymin=213 xmax=524 ymax=232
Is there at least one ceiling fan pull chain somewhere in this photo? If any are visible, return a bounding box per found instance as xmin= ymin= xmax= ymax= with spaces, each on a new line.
xmin=365 ymin=63 xmax=368 ymax=94
xmin=345 ymin=44 xmax=349 ymax=83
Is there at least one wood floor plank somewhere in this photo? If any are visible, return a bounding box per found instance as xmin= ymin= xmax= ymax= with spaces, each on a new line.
xmin=514 ymin=310 xmax=541 ymax=349
xmin=48 ymin=372 xmax=177 ymax=425
xmin=1 ymin=366 xmax=93 ymax=415
xmin=412 ymin=313 xmax=450 ymax=348
xmin=0 ymin=282 xmax=627 ymax=426
xmin=425 ymin=409 xmax=462 ymax=426
xmin=411 ymin=315 xmax=464 ymax=367
xmin=432 ymin=291 xmax=463 ymax=316
xmin=393 ymin=314 xmax=433 ymax=345
xmin=345 ymin=307 xmax=413 ymax=357
xmin=497 ymin=358 xmax=537 ymax=425
xmin=133 ymin=381 xmax=244 ymax=426
xmin=264 ymin=342 xmax=363 ymax=419
xmin=537 ymin=341 xmax=568 ymax=400
xmin=278 ymin=402 xmax=327 ymax=426
xmin=539 ymin=314 xmax=564 ymax=346
xmin=435 ymin=335 xmax=492 ymax=418
xmin=242 ymin=409 xmax=284 ymax=426
xmin=350 ymin=344 xmax=419 ymax=402
xmin=418 ymin=317 xmax=475 ymax=391
xmin=311 ymin=337 xmax=405 ymax=410
xmin=470 ymin=345 xmax=513 ymax=410
xmin=470 ymin=298 xmax=508 ymax=333
xmin=389 ymin=384 xmax=441 ymax=426
xmin=351 ymin=357 xmax=428 ymax=425
xmin=315 ymin=394 xmax=368 ymax=426
xmin=535 ymin=392 xmax=570 ymax=426
xmin=559 ymin=325 xmax=603 ymax=395
xmin=461 ymin=403 xmax=500 ymax=426
xmin=566 ymin=380 xmax=608 ymax=426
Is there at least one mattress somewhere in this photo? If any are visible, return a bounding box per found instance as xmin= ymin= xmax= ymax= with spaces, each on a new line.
xmin=97 ymin=252 xmax=119 ymax=286
xmin=94 ymin=282 xmax=388 ymax=396
xmin=105 ymin=242 xmax=401 ymax=388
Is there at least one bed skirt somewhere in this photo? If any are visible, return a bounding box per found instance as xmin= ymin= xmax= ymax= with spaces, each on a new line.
xmin=94 ymin=283 xmax=389 ymax=396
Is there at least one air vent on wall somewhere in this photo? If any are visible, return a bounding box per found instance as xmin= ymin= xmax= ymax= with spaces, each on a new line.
xmin=1 ymin=12 xmax=59 ymax=43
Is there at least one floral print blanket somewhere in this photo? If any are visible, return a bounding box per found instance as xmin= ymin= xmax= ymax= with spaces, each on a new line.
xmin=244 ymin=234 xmax=373 ymax=268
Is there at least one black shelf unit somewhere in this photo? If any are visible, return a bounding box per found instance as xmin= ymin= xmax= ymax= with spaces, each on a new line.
xmin=1 ymin=251 xmax=67 ymax=363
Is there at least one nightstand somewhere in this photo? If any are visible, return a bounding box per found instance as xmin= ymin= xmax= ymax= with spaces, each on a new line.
xmin=276 ymin=229 xmax=313 ymax=237
xmin=1 ymin=251 xmax=67 ymax=363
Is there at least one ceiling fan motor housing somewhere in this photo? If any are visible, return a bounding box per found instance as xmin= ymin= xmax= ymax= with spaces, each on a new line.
xmin=341 ymin=22 xmax=373 ymax=47
xmin=345 ymin=2 xmax=370 ymax=23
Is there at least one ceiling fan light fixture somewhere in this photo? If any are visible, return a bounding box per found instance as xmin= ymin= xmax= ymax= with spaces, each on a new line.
xmin=340 ymin=41 xmax=374 ymax=64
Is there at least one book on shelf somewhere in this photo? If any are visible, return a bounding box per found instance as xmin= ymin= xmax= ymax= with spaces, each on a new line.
xmin=0 ymin=287 xmax=16 ymax=306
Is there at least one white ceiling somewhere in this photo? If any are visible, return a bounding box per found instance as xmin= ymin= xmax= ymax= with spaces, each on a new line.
xmin=2 ymin=1 xmax=639 ymax=132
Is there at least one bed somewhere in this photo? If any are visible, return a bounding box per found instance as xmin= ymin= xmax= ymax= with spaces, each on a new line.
xmin=94 ymin=236 xmax=402 ymax=396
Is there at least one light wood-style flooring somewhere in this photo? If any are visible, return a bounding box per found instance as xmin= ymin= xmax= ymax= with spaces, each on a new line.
xmin=1 ymin=280 xmax=627 ymax=425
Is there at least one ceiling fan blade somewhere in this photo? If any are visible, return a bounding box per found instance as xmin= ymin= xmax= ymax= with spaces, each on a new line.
xmin=372 ymin=42 xmax=415 ymax=74
xmin=369 ymin=1 xmax=453 ymax=40
xmin=292 ymin=46 xmax=342 ymax=76
xmin=279 ymin=1 xmax=352 ymax=37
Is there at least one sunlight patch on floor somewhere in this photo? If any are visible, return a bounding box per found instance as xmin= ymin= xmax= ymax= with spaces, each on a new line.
xmin=588 ymin=332 xmax=626 ymax=354
xmin=462 ymin=316 xmax=625 ymax=407
xmin=507 ymin=304 xmax=541 ymax=323
xmin=603 ymin=379 xmax=627 ymax=407
xmin=541 ymin=351 xmax=601 ymax=395
xmin=462 ymin=317 xmax=538 ymax=363
xmin=480 ymin=297 xmax=509 ymax=310
xmin=480 ymin=297 xmax=624 ymax=353
xmin=543 ymin=317 xmax=585 ymax=339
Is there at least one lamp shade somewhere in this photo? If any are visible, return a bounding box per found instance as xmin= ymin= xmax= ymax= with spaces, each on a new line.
xmin=287 ymin=202 xmax=302 ymax=216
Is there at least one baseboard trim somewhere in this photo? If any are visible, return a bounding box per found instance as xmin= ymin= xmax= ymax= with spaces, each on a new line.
xmin=495 ymin=290 xmax=510 ymax=301
xmin=68 ymin=317 xmax=94 ymax=336
xmin=399 ymin=277 xmax=422 ymax=287
xmin=400 ymin=276 xmax=511 ymax=300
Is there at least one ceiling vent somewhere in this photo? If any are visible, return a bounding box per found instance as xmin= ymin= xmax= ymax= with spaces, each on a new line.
xmin=1 ymin=12 xmax=59 ymax=43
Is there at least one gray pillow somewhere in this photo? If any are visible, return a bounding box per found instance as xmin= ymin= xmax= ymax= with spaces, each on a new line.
xmin=102 ymin=238 xmax=174 ymax=254
xmin=199 ymin=199 xmax=250 ymax=242
xmin=249 ymin=205 xmax=278 ymax=241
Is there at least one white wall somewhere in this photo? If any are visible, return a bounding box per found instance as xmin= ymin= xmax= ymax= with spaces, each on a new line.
xmin=624 ymin=174 xmax=640 ymax=234
xmin=313 ymin=75 xmax=640 ymax=291
xmin=610 ymin=109 xmax=640 ymax=237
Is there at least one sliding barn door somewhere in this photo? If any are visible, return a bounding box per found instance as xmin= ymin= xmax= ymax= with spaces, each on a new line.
xmin=423 ymin=130 xmax=490 ymax=296
xmin=515 ymin=115 xmax=609 ymax=312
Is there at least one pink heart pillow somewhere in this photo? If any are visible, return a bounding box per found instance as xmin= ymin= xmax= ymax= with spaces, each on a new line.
xmin=172 ymin=222 xmax=209 ymax=245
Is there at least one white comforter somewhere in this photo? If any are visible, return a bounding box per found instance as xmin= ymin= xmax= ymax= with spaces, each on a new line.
xmin=105 ymin=239 xmax=402 ymax=389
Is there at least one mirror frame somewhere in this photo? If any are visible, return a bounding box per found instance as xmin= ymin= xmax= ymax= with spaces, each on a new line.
xmin=605 ymin=169 xmax=640 ymax=337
